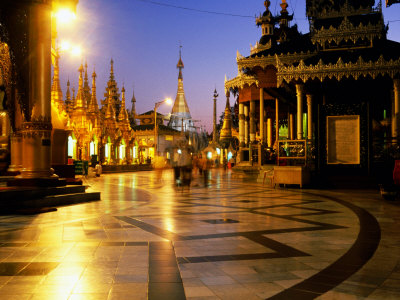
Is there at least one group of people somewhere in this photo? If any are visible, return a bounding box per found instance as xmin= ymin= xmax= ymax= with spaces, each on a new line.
xmin=170 ymin=149 xmax=213 ymax=188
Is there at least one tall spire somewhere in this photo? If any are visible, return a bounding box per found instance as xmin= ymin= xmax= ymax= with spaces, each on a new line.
xmin=51 ymin=54 xmax=63 ymax=108
xmin=169 ymin=46 xmax=194 ymax=132
xmin=88 ymin=69 xmax=99 ymax=113
xmin=74 ymin=64 xmax=87 ymax=110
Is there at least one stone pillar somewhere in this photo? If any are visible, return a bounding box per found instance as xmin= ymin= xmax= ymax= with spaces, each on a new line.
xmin=250 ymin=100 xmax=256 ymax=142
xmin=307 ymin=94 xmax=313 ymax=140
xmin=394 ymin=79 xmax=400 ymax=139
xmin=259 ymin=88 xmax=264 ymax=144
xmin=244 ymin=104 xmax=249 ymax=145
xmin=296 ymin=84 xmax=304 ymax=140
xmin=18 ymin=1 xmax=54 ymax=178
xmin=267 ymin=118 xmax=272 ymax=147
xmin=289 ymin=113 xmax=294 ymax=140
xmin=7 ymin=133 xmax=22 ymax=173
xmin=239 ymin=103 xmax=245 ymax=147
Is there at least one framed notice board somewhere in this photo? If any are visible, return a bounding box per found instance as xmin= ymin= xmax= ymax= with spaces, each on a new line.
xmin=327 ymin=115 xmax=360 ymax=165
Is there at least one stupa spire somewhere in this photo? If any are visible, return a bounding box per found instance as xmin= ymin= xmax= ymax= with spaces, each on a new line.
xmin=88 ymin=69 xmax=99 ymax=113
xmin=169 ymin=46 xmax=194 ymax=132
xmin=51 ymin=54 xmax=63 ymax=107
xmin=65 ymin=79 xmax=72 ymax=114
xmin=74 ymin=64 xmax=86 ymax=109
xmin=118 ymin=85 xmax=130 ymax=123
xmin=105 ymin=89 xmax=116 ymax=120
xmin=83 ymin=60 xmax=91 ymax=106
xmin=219 ymin=92 xmax=233 ymax=145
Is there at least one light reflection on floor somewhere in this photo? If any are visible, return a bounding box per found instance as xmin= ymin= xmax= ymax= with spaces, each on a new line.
xmin=0 ymin=169 xmax=399 ymax=299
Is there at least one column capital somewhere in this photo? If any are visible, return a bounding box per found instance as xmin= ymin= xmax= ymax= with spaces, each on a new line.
xmin=296 ymin=83 xmax=304 ymax=94
xmin=306 ymin=94 xmax=313 ymax=106
xmin=394 ymin=79 xmax=400 ymax=90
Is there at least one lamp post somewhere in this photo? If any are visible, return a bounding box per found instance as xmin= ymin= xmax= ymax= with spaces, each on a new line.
xmin=154 ymin=98 xmax=172 ymax=156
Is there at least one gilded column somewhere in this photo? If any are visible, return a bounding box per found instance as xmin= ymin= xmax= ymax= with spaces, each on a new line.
xmin=250 ymin=100 xmax=256 ymax=142
xmin=289 ymin=113 xmax=294 ymax=140
xmin=239 ymin=102 xmax=245 ymax=146
xmin=267 ymin=118 xmax=272 ymax=147
xmin=394 ymin=79 xmax=400 ymax=139
xmin=244 ymin=104 xmax=249 ymax=145
xmin=275 ymin=98 xmax=279 ymax=144
xmin=307 ymin=94 xmax=313 ymax=140
xmin=296 ymin=84 xmax=304 ymax=140
xmin=7 ymin=133 xmax=22 ymax=172
xmin=19 ymin=1 xmax=54 ymax=178
xmin=259 ymin=88 xmax=264 ymax=144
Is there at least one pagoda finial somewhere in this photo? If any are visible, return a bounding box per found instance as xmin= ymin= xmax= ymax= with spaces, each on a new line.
xmin=110 ymin=58 xmax=115 ymax=80
xmin=177 ymin=45 xmax=184 ymax=80
xmin=264 ymin=0 xmax=271 ymax=11
xmin=88 ymin=68 xmax=99 ymax=113
xmin=280 ymin=0 xmax=288 ymax=13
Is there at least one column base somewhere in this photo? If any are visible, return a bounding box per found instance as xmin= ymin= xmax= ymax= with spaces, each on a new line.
xmin=7 ymin=177 xmax=66 ymax=187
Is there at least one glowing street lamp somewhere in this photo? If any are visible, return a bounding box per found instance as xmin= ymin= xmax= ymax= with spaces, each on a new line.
xmin=154 ymin=98 xmax=172 ymax=155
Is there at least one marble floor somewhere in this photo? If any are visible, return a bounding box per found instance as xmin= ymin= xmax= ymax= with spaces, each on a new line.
xmin=0 ymin=169 xmax=399 ymax=300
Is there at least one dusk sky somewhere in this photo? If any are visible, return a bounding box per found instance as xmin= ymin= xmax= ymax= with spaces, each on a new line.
xmin=57 ymin=0 xmax=400 ymax=132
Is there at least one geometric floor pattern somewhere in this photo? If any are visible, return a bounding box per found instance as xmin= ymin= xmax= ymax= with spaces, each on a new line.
xmin=0 ymin=169 xmax=399 ymax=299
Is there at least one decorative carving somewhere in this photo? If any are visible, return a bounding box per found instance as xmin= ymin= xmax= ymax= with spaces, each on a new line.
xmin=311 ymin=16 xmax=385 ymax=46
xmin=277 ymin=55 xmax=400 ymax=85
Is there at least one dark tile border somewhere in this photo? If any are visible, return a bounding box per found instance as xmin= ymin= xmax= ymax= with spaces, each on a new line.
xmin=148 ymin=241 xmax=185 ymax=300
xmin=267 ymin=193 xmax=381 ymax=299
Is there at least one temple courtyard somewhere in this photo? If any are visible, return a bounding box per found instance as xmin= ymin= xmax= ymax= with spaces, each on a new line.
xmin=0 ymin=169 xmax=399 ymax=300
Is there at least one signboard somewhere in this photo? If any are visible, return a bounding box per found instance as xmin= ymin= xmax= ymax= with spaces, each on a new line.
xmin=327 ymin=115 xmax=360 ymax=165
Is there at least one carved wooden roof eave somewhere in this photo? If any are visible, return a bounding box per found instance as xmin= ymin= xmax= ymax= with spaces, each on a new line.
xmin=237 ymin=51 xmax=315 ymax=71
xmin=276 ymin=55 xmax=400 ymax=86
xmin=224 ymin=74 xmax=259 ymax=93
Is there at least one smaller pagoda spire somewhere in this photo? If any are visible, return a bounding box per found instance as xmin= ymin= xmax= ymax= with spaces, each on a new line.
xmin=74 ymin=64 xmax=86 ymax=109
xmin=88 ymin=69 xmax=99 ymax=113
xmin=83 ymin=60 xmax=91 ymax=106
xmin=51 ymin=54 xmax=63 ymax=107
xmin=109 ymin=58 xmax=115 ymax=81
xmin=219 ymin=92 xmax=232 ymax=147
xmin=72 ymin=86 xmax=76 ymax=107
xmin=65 ymin=79 xmax=72 ymax=114
xmin=105 ymin=89 xmax=116 ymax=120
xmin=118 ymin=85 xmax=130 ymax=124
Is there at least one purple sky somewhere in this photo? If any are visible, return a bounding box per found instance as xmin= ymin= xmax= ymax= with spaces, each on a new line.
xmin=57 ymin=0 xmax=400 ymax=133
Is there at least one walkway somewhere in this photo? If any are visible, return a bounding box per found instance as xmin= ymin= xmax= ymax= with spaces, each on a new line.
xmin=0 ymin=169 xmax=399 ymax=299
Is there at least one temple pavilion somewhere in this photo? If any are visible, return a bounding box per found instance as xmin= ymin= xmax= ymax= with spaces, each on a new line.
xmin=225 ymin=0 xmax=400 ymax=185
